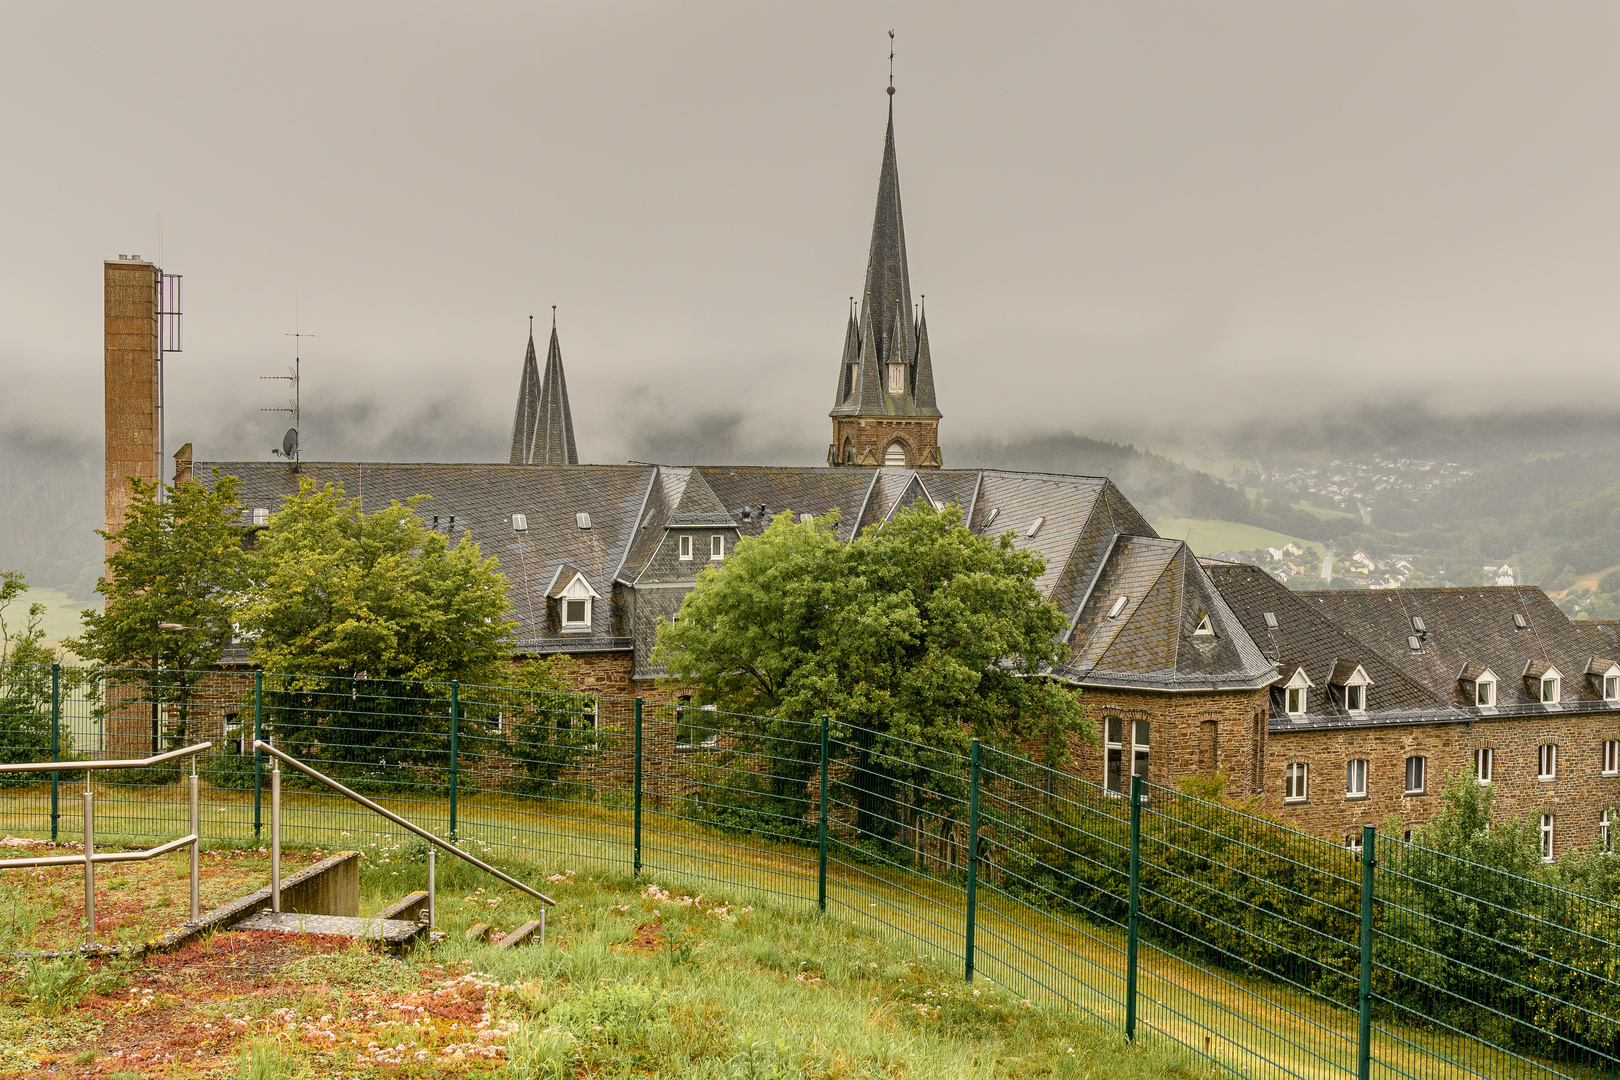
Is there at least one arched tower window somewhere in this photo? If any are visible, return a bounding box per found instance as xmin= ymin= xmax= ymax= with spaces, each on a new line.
xmin=883 ymin=442 xmax=908 ymax=468
xmin=842 ymin=437 xmax=854 ymax=464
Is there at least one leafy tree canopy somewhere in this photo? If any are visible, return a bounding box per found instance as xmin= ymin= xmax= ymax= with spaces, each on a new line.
xmin=67 ymin=474 xmax=248 ymax=677
xmin=654 ymin=502 xmax=1089 ymax=763
xmin=238 ymin=479 xmax=516 ymax=685
xmin=1 ymin=571 xmax=66 ymax=767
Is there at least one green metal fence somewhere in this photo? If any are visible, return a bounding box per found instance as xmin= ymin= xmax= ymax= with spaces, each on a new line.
xmin=2 ymin=664 xmax=1618 ymax=1079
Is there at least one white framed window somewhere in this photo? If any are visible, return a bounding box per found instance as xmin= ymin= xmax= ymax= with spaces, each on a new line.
xmin=1282 ymin=667 xmax=1314 ymax=718
xmin=1538 ymin=743 xmax=1557 ymax=781
xmin=1284 ymin=762 xmax=1309 ymax=803
xmin=1287 ymin=687 xmax=1305 ymax=715
xmin=676 ymin=699 xmax=721 ymax=751
xmin=1603 ymin=809 xmax=1614 ymax=854
xmin=1540 ymin=814 xmax=1555 ymax=862
xmin=1405 ymin=755 xmax=1426 ymax=795
xmin=678 ymin=534 xmax=692 ymax=560
xmin=710 ymin=535 xmax=725 ymax=560
xmin=1542 ymin=675 xmax=1561 ymax=704
xmin=883 ymin=443 xmax=907 ymax=468
xmin=1607 ymin=675 xmax=1620 ymax=702
xmin=1345 ymin=832 xmax=1364 ymax=854
xmin=1476 ymin=677 xmax=1495 ymax=708
xmin=1104 ymin=718 xmax=1150 ymax=795
xmin=1605 ymin=740 xmax=1619 ymax=776
xmin=558 ymin=572 xmax=597 ymax=632
xmin=1346 ymin=759 xmax=1368 ymax=799
xmin=1475 ymin=747 xmax=1494 ymax=785
xmin=1345 ymin=683 xmax=1364 ymax=712
xmin=1192 ymin=612 xmax=1215 ymax=637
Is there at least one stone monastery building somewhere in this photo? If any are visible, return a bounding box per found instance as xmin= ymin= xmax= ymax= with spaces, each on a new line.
xmin=105 ymin=86 xmax=1620 ymax=859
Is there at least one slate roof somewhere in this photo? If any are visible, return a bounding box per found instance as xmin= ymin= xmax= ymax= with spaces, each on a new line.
xmin=1310 ymin=587 xmax=1620 ymax=713
xmin=196 ymin=460 xmax=1277 ymax=691
xmin=1203 ymin=561 xmax=1450 ymax=727
xmin=1055 ymin=540 xmax=1274 ymax=690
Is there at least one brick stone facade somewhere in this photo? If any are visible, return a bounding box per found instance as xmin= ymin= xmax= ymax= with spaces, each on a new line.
xmin=1268 ymin=711 xmax=1620 ymax=857
xmin=829 ymin=417 xmax=942 ymax=469
xmin=104 ymin=258 xmax=162 ymax=575
xmin=1063 ymin=686 xmax=1271 ymax=800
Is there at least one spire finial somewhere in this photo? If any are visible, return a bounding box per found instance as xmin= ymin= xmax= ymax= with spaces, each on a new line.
xmin=888 ymin=30 xmax=895 ymax=96
xmin=552 ymin=305 xmax=557 ymax=329
xmin=529 ymin=314 xmax=534 ymax=336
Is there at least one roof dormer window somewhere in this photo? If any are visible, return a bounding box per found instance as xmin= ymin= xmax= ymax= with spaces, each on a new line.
xmin=1192 ymin=612 xmax=1214 ymax=637
xmin=1588 ymin=660 xmax=1620 ymax=701
xmin=1477 ymin=675 xmax=1495 ymax=707
xmin=1282 ymin=667 xmax=1315 ymax=718
xmin=554 ymin=572 xmax=599 ymax=633
xmin=1543 ymin=673 xmax=1561 ymax=704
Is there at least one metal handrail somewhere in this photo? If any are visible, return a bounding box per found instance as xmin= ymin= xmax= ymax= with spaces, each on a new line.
xmin=0 ymin=833 xmax=198 ymax=870
xmin=252 ymin=740 xmax=554 ymax=908
xmin=2 ymin=741 xmax=211 ymax=944
xmin=0 ymin=741 xmax=211 ymax=773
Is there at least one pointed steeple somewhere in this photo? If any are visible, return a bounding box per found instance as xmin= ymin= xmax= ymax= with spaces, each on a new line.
xmin=827 ymin=67 xmax=943 ymax=469
xmin=508 ymin=320 xmax=543 ymax=465
xmin=509 ymin=310 xmax=579 ymax=466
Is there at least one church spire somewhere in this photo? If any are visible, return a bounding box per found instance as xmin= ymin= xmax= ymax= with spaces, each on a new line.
xmin=509 ymin=309 xmax=579 ymax=466
xmin=828 ymin=50 xmax=943 ymax=470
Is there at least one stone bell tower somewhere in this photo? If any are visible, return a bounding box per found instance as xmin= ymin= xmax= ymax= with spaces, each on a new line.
xmin=828 ymin=84 xmax=942 ymax=470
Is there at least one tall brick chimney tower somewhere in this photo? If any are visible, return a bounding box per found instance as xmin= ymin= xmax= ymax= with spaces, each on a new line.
xmin=104 ymin=257 xmax=163 ymax=573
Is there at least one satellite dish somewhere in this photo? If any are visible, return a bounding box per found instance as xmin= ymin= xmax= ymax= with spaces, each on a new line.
xmin=281 ymin=428 xmax=298 ymax=457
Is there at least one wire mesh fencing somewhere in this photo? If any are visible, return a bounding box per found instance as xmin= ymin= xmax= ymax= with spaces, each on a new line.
xmin=2 ymin=663 xmax=1617 ymax=1079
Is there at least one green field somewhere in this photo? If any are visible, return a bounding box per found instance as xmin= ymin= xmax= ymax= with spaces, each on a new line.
xmin=1150 ymin=518 xmax=1323 ymax=562
xmin=3 ymin=586 xmax=97 ymax=654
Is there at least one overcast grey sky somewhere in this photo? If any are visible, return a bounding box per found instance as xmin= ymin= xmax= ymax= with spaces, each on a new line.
xmin=4 ymin=2 xmax=1620 ymax=466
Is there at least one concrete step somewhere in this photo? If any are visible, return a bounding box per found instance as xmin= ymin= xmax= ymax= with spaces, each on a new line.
xmin=234 ymin=911 xmax=429 ymax=948
xmin=375 ymin=891 xmax=430 ymax=923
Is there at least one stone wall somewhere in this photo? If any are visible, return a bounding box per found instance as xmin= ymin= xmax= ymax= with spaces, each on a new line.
xmin=829 ymin=417 xmax=942 ymax=469
xmin=1268 ymin=711 xmax=1620 ymax=857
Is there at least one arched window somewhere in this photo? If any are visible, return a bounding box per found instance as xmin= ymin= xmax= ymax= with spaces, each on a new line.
xmin=883 ymin=442 xmax=908 ymax=468
xmin=842 ymin=437 xmax=854 ymax=464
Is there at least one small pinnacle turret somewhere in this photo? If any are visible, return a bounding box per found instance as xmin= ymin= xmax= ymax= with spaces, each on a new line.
xmin=828 ymin=82 xmax=943 ymax=469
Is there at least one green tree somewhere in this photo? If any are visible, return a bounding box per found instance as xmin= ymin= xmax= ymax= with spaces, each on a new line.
xmin=0 ymin=571 xmax=62 ymax=771
xmin=238 ymin=480 xmax=516 ymax=779
xmin=66 ymin=475 xmax=248 ymax=749
xmin=654 ymin=503 xmax=1089 ymax=850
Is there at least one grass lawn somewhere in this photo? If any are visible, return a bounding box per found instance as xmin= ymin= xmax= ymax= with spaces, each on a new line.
xmin=1149 ymin=519 xmax=1323 ymax=562
xmin=0 ymin=843 xmax=1206 ymax=1079
xmin=1 ymin=785 xmax=1552 ymax=1080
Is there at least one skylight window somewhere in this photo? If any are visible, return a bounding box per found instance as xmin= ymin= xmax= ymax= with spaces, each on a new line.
xmin=1408 ymin=635 xmax=1423 ymax=652
xmin=511 ymin=514 xmax=528 ymax=533
xmin=1513 ymin=613 xmax=1527 ymax=630
xmin=1026 ymin=516 xmax=1046 ymax=538
xmin=1262 ymin=612 xmax=1278 ymax=629
xmin=1411 ymin=617 xmax=1426 ymax=632
xmin=1107 ymin=596 xmax=1128 ymax=619
xmin=576 ymin=512 xmax=592 ymax=530
xmin=984 ymin=507 xmax=1000 ymax=527
xmin=1192 ymin=612 xmax=1214 ymax=637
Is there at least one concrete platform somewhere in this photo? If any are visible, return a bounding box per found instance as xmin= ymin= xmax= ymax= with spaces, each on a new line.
xmin=235 ymin=911 xmax=428 ymax=948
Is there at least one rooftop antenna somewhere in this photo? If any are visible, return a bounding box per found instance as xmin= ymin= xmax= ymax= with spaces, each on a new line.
xmin=263 ymin=307 xmax=311 ymax=467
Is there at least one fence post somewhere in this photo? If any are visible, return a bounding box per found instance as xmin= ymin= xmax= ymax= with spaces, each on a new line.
xmin=49 ymin=663 xmax=60 ymax=842
xmin=818 ymin=715 xmax=830 ymax=912
xmin=1357 ymin=825 xmax=1377 ymax=1080
xmin=1125 ymin=773 xmax=1143 ymax=1041
xmin=448 ymin=681 xmax=460 ymax=840
xmin=964 ymin=738 xmax=981 ymax=982
xmin=253 ymin=672 xmax=264 ymax=841
xmin=633 ymin=698 xmax=643 ymax=876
